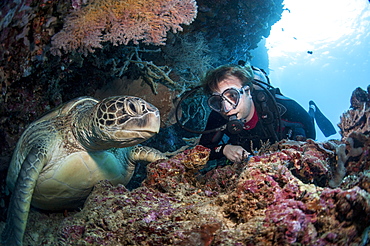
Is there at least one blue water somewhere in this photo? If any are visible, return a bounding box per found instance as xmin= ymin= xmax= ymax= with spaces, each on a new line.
xmin=251 ymin=0 xmax=370 ymax=141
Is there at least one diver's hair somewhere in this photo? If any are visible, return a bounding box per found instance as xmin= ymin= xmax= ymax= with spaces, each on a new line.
xmin=201 ymin=64 xmax=254 ymax=94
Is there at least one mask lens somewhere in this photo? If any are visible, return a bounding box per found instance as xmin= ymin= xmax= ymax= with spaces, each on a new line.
xmin=208 ymin=95 xmax=223 ymax=112
xmin=223 ymin=89 xmax=240 ymax=105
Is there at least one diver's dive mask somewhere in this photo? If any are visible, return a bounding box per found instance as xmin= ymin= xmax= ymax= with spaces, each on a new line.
xmin=207 ymin=86 xmax=249 ymax=113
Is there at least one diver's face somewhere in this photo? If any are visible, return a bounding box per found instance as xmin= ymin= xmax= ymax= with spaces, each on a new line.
xmin=214 ymin=76 xmax=254 ymax=121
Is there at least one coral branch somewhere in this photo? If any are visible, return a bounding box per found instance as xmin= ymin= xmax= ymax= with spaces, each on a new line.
xmin=129 ymin=60 xmax=175 ymax=93
xmin=113 ymin=45 xmax=177 ymax=93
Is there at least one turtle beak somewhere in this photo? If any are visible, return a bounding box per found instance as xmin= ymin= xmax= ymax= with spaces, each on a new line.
xmin=146 ymin=110 xmax=160 ymax=133
xmin=112 ymin=110 xmax=160 ymax=144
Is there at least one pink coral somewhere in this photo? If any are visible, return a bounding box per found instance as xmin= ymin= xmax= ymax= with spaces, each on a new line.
xmin=265 ymin=199 xmax=317 ymax=244
xmin=51 ymin=0 xmax=198 ymax=55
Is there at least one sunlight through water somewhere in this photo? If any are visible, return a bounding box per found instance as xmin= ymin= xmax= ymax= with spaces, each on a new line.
xmin=265 ymin=0 xmax=370 ymax=141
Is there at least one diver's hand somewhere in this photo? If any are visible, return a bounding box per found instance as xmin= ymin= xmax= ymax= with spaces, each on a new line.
xmin=223 ymin=144 xmax=249 ymax=163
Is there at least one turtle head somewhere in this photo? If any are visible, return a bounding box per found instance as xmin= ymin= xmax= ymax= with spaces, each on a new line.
xmin=90 ymin=96 xmax=160 ymax=149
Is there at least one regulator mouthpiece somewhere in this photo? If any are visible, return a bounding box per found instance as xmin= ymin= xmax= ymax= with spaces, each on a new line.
xmin=227 ymin=115 xmax=243 ymax=134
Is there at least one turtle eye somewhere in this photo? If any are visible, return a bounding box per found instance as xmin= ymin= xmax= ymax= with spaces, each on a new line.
xmin=129 ymin=102 xmax=137 ymax=114
xmin=125 ymin=98 xmax=143 ymax=115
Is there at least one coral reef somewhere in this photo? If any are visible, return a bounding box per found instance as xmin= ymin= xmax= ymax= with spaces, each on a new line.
xmin=143 ymin=145 xmax=210 ymax=192
xmin=277 ymin=139 xmax=336 ymax=187
xmin=335 ymin=85 xmax=370 ymax=187
xmin=0 ymin=0 xmax=59 ymax=84
xmin=7 ymin=140 xmax=369 ymax=245
xmin=51 ymin=0 xmax=198 ymax=55
xmin=338 ymin=86 xmax=370 ymax=139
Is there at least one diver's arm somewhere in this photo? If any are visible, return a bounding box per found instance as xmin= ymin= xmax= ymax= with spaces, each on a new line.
xmin=199 ymin=111 xmax=228 ymax=160
xmin=199 ymin=130 xmax=226 ymax=160
xmin=199 ymin=111 xmax=250 ymax=161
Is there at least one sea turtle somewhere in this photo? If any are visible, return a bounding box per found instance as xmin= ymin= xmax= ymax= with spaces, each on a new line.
xmin=1 ymin=96 xmax=166 ymax=245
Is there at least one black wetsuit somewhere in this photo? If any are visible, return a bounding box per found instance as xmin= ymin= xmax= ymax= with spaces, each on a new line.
xmin=199 ymin=89 xmax=316 ymax=160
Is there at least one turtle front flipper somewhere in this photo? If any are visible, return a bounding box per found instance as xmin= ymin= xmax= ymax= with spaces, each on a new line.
xmin=130 ymin=146 xmax=167 ymax=163
xmin=120 ymin=146 xmax=167 ymax=183
xmin=1 ymin=146 xmax=47 ymax=246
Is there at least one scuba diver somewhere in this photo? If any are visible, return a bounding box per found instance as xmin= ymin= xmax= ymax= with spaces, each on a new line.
xmin=197 ymin=63 xmax=335 ymax=163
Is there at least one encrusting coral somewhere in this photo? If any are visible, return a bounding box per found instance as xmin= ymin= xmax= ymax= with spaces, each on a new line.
xmin=16 ymin=138 xmax=370 ymax=245
xmin=51 ymin=0 xmax=198 ymax=55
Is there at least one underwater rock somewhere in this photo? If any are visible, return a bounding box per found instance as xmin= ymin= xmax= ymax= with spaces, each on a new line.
xmin=11 ymin=141 xmax=369 ymax=245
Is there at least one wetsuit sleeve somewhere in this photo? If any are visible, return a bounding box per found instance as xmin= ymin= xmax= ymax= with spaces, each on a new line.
xmin=199 ymin=111 xmax=228 ymax=160
xmin=276 ymin=95 xmax=316 ymax=140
